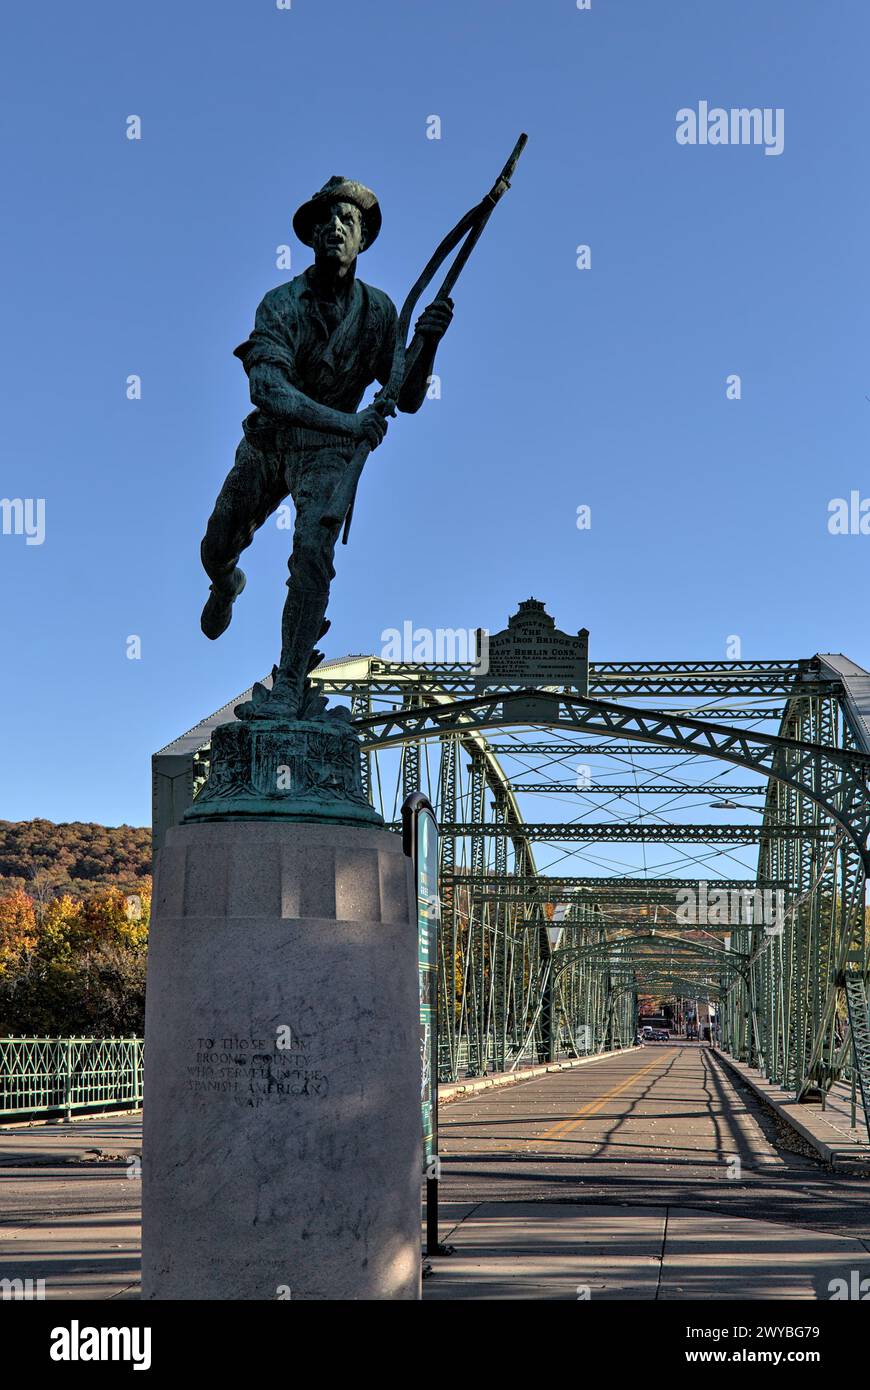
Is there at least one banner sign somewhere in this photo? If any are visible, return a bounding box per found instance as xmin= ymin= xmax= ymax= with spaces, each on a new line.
xmin=403 ymin=793 xmax=440 ymax=1170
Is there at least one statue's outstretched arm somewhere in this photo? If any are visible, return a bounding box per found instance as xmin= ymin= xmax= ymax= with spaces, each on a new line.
xmin=248 ymin=363 xmax=356 ymax=436
xmin=397 ymin=299 xmax=454 ymax=415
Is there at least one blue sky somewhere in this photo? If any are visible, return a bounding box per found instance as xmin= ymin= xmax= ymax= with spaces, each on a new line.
xmin=1 ymin=0 xmax=868 ymax=827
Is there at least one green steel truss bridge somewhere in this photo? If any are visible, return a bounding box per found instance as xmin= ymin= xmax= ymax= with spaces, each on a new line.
xmin=153 ymin=602 xmax=870 ymax=1133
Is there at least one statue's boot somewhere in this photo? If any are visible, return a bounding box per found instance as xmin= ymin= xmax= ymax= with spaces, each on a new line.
xmin=264 ymin=586 xmax=331 ymax=718
xmin=200 ymin=567 xmax=247 ymax=640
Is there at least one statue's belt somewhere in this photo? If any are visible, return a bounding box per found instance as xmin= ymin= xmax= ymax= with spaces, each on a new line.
xmin=277 ymin=426 xmax=356 ymax=454
xmin=242 ymin=413 xmax=355 ymax=456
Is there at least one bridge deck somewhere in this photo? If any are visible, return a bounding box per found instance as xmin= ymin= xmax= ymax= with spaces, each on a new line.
xmin=425 ymin=1043 xmax=870 ymax=1300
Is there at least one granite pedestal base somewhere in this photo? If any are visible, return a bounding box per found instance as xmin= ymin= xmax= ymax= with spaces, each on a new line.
xmin=141 ymin=820 xmax=421 ymax=1301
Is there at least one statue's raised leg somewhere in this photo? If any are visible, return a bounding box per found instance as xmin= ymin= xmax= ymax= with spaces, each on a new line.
xmin=200 ymin=438 xmax=286 ymax=639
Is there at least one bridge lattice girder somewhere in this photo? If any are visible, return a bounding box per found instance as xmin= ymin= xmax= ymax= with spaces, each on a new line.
xmin=345 ymin=663 xmax=870 ymax=1105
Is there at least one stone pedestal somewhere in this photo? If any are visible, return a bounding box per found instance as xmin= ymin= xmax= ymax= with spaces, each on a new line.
xmin=141 ymin=820 xmax=422 ymax=1301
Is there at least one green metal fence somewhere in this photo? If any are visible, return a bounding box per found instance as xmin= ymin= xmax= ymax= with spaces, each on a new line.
xmin=0 ymin=1037 xmax=143 ymax=1119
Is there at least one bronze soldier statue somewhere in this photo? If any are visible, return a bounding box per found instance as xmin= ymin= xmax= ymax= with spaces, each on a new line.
xmin=199 ymin=176 xmax=453 ymax=719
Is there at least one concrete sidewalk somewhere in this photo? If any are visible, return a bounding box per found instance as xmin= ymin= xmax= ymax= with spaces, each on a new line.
xmin=424 ymin=1201 xmax=870 ymax=1300
xmin=716 ymin=1052 xmax=870 ymax=1171
xmin=0 ymin=1116 xmax=142 ymax=1299
xmin=0 ymin=1113 xmax=143 ymax=1167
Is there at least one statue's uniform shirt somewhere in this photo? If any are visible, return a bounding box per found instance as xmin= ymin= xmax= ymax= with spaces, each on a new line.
xmin=234 ymin=266 xmax=399 ymax=457
xmin=201 ymin=266 xmax=398 ymax=600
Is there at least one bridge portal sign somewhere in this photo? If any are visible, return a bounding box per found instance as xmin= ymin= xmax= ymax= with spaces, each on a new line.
xmin=476 ymin=598 xmax=588 ymax=693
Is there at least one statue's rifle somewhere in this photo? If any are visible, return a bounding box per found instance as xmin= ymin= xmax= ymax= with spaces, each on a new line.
xmin=323 ymin=132 xmax=528 ymax=543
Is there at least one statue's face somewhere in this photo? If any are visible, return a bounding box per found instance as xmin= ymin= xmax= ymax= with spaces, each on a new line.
xmin=311 ymin=200 xmax=365 ymax=269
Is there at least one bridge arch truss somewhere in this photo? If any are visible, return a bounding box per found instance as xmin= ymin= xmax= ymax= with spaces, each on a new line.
xmin=153 ymin=626 xmax=870 ymax=1125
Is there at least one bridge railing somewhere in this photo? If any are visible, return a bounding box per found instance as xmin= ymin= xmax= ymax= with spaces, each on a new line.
xmin=0 ymin=1037 xmax=143 ymax=1120
xmin=439 ymin=1034 xmax=607 ymax=1082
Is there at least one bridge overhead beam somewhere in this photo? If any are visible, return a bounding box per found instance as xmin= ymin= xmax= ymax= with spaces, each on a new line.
xmin=454 ymin=876 xmax=789 ymax=891
xmin=394 ymin=821 xmax=819 ymax=844
xmin=316 ymin=658 xmax=836 ymax=699
xmin=488 ymin=744 xmax=779 ymax=756
xmin=507 ymin=783 xmax=767 ymax=795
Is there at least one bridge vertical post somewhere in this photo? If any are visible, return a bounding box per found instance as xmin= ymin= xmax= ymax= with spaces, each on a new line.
xmin=539 ymin=968 xmax=556 ymax=1064
xmin=438 ymin=736 xmax=458 ymax=1083
xmin=351 ymin=690 xmax=372 ymax=803
xmin=62 ymin=1038 xmax=73 ymax=1121
xmin=469 ymin=755 xmax=486 ymax=1074
xmin=401 ymin=698 xmax=421 ymax=803
xmin=492 ymin=794 xmax=508 ymax=1072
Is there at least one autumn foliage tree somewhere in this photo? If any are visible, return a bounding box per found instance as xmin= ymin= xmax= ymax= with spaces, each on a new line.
xmin=0 ymin=885 xmax=150 ymax=1035
xmin=0 ymin=889 xmax=38 ymax=976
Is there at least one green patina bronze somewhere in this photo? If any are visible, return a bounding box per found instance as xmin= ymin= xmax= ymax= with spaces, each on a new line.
xmin=199 ymin=174 xmax=454 ymax=722
xmin=190 ymin=139 xmax=526 ymax=823
xmin=183 ymin=711 xmax=382 ymax=827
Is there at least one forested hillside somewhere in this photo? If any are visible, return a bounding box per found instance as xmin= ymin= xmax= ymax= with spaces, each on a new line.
xmin=0 ymin=819 xmax=151 ymax=900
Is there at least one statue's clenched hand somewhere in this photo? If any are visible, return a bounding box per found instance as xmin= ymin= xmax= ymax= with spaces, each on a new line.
xmin=414 ymin=297 xmax=454 ymax=340
xmin=349 ymin=404 xmax=390 ymax=450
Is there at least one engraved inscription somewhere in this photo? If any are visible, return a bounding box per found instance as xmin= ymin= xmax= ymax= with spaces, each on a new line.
xmin=186 ymin=1036 xmax=329 ymax=1105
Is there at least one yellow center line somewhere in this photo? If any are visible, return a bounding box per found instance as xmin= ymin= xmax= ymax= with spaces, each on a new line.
xmin=534 ymin=1051 xmax=668 ymax=1145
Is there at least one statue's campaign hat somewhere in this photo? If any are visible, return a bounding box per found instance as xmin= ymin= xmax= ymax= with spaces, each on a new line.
xmin=292 ymin=176 xmax=382 ymax=250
